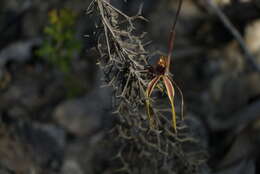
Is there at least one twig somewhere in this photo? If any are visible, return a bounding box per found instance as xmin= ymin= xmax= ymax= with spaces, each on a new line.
xmin=97 ymin=0 xmax=112 ymax=60
xmin=206 ymin=0 xmax=260 ymax=72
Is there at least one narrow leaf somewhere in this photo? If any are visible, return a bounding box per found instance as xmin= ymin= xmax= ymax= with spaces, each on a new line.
xmin=163 ymin=76 xmax=177 ymax=132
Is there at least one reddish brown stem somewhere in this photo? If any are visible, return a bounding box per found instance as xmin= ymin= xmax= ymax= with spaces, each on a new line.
xmin=166 ymin=0 xmax=182 ymax=74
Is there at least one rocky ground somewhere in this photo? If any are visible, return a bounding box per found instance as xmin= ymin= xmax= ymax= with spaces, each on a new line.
xmin=1 ymin=0 xmax=260 ymax=174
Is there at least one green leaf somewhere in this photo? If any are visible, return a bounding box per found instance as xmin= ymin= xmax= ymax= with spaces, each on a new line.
xmin=44 ymin=26 xmax=56 ymax=37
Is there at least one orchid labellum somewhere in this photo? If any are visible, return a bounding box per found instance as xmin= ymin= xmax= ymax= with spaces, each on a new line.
xmin=146 ymin=0 xmax=183 ymax=133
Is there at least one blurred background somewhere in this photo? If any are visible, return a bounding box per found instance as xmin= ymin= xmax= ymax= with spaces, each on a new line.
xmin=1 ymin=0 xmax=260 ymax=173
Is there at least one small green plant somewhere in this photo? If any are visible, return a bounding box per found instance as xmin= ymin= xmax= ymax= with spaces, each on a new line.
xmin=36 ymin=8 xmax=85 ymax=98
xmin=36 ymin=8 xmax=81 ymax=73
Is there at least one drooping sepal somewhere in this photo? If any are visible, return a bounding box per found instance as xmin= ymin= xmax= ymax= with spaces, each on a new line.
xmin=162 ymin=76 xmax=177 ymax=132
xmin=145 ymin=76 xmax=162 ymax=128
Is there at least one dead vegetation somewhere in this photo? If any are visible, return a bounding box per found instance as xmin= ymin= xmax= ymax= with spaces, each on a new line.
xmin=87 ymin=0 xmax=207 ymax=173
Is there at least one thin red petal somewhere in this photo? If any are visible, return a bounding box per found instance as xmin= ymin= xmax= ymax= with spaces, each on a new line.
xmin=163 ymin=76 xmax=177 ymax=132
xmin=146 ymin=76 xmax=162 ymax=97
xmin=162 ymin=76 xmax=175 ymax=100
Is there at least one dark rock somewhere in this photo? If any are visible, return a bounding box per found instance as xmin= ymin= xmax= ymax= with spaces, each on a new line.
xmin=61 ymin=159 xmax=84 ymax=174
xmin=0 ymin=38 xmax=42 ymax=67
xmin=53 ymin=98 xmax=101 ymax=136
xmin=0 ymin=118 xmax=65 ymax=173
xmin=17 ymin=122 xmax=66 ymax=171
xmin=53 ymin=70 xmax=112 ymax=136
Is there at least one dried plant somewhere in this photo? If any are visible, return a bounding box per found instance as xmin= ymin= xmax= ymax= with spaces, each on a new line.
xmin=88 ymin=0 xmax=207 ymax=173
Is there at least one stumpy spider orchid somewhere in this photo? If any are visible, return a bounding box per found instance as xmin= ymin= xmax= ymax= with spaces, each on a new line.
xmin=146 ymin=0 xmax=183 ymax=133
